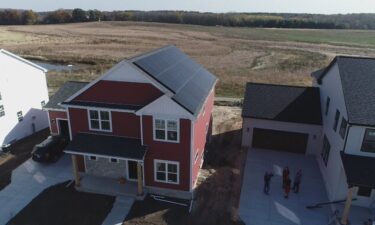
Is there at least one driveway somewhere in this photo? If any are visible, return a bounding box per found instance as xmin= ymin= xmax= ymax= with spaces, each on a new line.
xmin=0 ymin=154 xmax=71 ymax=225
xmin=238 ymin=148 xmax=332 ymax=225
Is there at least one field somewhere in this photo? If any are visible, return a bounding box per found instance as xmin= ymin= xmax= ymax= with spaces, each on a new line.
xmin=2 ymin=22 xmax=375 ymax=97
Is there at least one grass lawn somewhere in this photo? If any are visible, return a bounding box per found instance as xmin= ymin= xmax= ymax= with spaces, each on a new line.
xmin=7 ymin=181 xmax=115 ymax=225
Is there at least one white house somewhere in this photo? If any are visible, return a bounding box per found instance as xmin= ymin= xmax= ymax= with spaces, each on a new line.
xmin=0 ymin=49 xmax=49 ymax=147
xmin=242 ymin=56 xmax=375 ymax=223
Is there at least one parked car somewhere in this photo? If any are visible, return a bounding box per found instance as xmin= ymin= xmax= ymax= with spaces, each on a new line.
xmin=32 ymin=135 xmax=68 ymax=163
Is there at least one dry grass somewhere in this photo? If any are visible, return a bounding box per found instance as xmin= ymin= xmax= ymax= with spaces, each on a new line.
xmin=1 ymin=22 xmax=375 ymax=97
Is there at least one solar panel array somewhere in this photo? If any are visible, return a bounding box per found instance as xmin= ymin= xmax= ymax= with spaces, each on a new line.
xmin=133 ymin=46 xmax=217 ymax=116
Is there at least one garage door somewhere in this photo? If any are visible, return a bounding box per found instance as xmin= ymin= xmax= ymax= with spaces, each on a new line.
xmin=252 ymin=128 xmax=308 ymax=154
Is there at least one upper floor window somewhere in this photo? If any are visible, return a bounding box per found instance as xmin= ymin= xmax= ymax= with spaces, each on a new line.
xmin=321 ymin=135 xmax=331 ymax=166
xmin=339 ymin=118 xmax=348 ymax=139
xmin=154 ymin=119 xmax=179 ymax=142
xmin=325 ymin=97 xmax=330 ymax=116
xmin=154 ymin=160 xmax=179 ymax=184
xmin=333 ymin=110 xmax=340 ymax=132
xmin=88 ymin=110 xmax=111 ymax=132
xmin=0 ymin=92 xmax=2 ymax=101
xmin=361 ymin=129 xmax=375 ymax=153
xmin=17 ymin=111 xmax=23 ymax=122
xmin=0 ymin=105 xmax=4 ymax=117
xmin=41 ymin=101 xmax=46 ymax=108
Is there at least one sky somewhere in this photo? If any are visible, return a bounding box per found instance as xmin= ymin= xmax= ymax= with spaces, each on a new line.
xmin=1 ymin=0 xmax=374 ymax=14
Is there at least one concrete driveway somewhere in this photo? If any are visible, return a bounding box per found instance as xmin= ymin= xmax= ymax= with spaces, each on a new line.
xmin=0 ymin=154 xmax=71 ymax=225
xmin=238 ymin=148 xmax=332 ymax=225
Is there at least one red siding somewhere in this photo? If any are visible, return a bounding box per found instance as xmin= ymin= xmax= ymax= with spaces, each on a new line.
xmin=69 ymin=108 xmax=140 ymax=139
xmin=74 ymin=81 xmax=163 ymax=106
xmin=142 ymin=116 xmax=191 ymax=191
xmin=48 ymin=110 xmax=67 ymax=134
xmin=192 ymin=89 xmax=215 ymax=187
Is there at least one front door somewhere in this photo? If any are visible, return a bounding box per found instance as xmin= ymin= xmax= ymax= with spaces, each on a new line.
xmin=127 ymin=160 xmax=138 ymax=180
xmin=58 ymin=120 xmax=70 ymax=139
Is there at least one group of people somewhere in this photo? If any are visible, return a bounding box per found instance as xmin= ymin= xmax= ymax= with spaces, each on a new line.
xmin=263 ymin=167 xmax=302 ymax=198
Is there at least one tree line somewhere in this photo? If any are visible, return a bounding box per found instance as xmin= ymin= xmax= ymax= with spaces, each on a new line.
xmin=1 ymin=9 xmax=375 ymax=30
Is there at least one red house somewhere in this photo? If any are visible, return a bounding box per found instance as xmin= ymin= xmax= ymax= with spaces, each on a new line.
xmin=44 ymin=46 xmax=217 ymax=198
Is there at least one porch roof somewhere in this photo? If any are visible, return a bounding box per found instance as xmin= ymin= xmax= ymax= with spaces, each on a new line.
xmin=65 ymin=133 xmax=147 ymax=161
xmin=340 ymin=152 xmax=375 ymax=188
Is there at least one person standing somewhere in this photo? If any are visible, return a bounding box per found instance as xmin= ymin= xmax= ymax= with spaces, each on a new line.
xmin=284 ymin=177 xmax=291 ymax=198
xmin=293 ymin=170 xmax=302 ymax=193
xmin=264 ymin=172 xmax=274 ymax=195
xmin=282 ymin=167 xmax=290 ymax=188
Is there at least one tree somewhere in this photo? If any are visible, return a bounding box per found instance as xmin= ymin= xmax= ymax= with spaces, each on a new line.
xmin=88 ymin=10 xmax=102 ymax=21
xmin=21 ymin=10 xmax=38 ymax=25
xmin=72 ymin=8 xmax=87 ymax=22
xmin=43 ymin=10 xmax=72 ymax=24
xmin=0 ymin=10 xmax=21 ymax=25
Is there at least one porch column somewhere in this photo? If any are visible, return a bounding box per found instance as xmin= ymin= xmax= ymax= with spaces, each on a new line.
xmin=137 ymin=162 xmax=144 ymax=196
xmin=71 ymin=155 xmax=81 ymax=187
xmin=340 ymin=186 xmax=355 ymax=225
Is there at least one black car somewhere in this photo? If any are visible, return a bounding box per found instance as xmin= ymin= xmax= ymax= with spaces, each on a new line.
xmin=32 ymin=135 xmax=68 ymax=162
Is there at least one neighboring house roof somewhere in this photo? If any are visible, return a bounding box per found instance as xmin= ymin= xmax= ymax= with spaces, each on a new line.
xmin=45 ymin=81 xmax=89 ymax=110
xmin=341 ymin=152 xmax=375 ymax=188
xmin=242 ymin=83 xmax=322 ymax=125
xmin=131 ymin=45 xmax=217 ymax=116
xmin=314 ymin=56 xmax=375 ymax=126
xmin=0 ymin=49 xmax=47 ymax=72
xmin=65 ymin=133 xmax=147 ymax=160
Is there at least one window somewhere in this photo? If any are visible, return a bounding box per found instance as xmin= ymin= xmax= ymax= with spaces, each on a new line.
xmin=89 ymin=156 xmax=97 ymax=161
xmin=321 ymin=135 xmax=331 ymax=166
xmin=361 ymin=129 xmax=375 ymax=153
xmin=358 ymin=187 xmax=372 ymax=197
xmin=17 ymin=111 xmax=23 ymax=122
xmin=154 ymin=160 xmax=179 ymax=184
xmin=154 ymin=119 xmax=179 ymax=142
xmin=89 ymin=110 xmax=111 ymax=132
xmin=0 ymin=92 xmax=2 ymax=101
xmin=325 ymin=97 xmax=330 ymax=116
xmin=333 ymin=110 xmax=340 ymax=131
xmin=339 ymin=118 xmax=348 ymax=139
xmin=41 ymin=101 xmax=46 ymax=108
xmin=109 ymin=158 xmax=119 ymax=163
xmin=0 ymin=105 xmax=4 ymax=117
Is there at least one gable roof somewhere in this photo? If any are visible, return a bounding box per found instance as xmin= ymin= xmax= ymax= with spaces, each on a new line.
xmin=131 ymin=45 xmax=217 ymax=116
xmin=315 ymin=56 xmax=375 ymax=126
xmin=0 ymin=49 xmax=47 ymax=72
xmin=242 ymin=83 xmax=322 ymax=125
xmin=45 ymin=81 xmax=89 ymax=110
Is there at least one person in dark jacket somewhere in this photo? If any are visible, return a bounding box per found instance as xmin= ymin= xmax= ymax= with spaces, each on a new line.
xmin=284 ymin=177 xmax=292 ymax=198
xmin=282 ymin=167 xmax=290 ymax=188
xmin=293 ymin=169 xmax=302 ymax=193
xmin=264 ymin=172 xmax=274 ymax=195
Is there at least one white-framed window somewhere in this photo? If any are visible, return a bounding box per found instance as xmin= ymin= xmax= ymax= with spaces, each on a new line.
xmin=89 ymin=156 xmax=97 ymax=161
xmin=153 ymin=118 xmax=179 ymax=142
xmin=88 ymin=109 xmax=112 ymax=132
xmin=154 ymin=160 xmax=179 ymax=184
xmin=41 ymin=100 xmax=46 ymax=108
xmin=109 ymin=158 xmax=119 ymax=163
xmin=17 ymin=111 xmax=23 ymax=122
xmin=0 ymin=105 xmax=4 ymax=117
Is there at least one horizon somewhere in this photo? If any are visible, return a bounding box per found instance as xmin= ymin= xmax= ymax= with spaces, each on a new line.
xmin=1 ymin=0 xmax=374 ymax=15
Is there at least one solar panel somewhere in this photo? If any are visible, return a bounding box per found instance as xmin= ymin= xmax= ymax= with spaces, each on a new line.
xmin=133 ymin=46 xmax=217 ymax=116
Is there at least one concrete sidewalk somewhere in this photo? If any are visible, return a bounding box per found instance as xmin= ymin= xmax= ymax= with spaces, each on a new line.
xmin=238 ymin=148 xmax=332 ymax=225
xmin=0 ymin=155 xmax=71 ymax=225
xmin=102 ymin=196 xmax=134 ymax=225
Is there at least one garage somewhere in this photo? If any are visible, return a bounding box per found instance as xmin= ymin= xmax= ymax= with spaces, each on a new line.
xmin=252 ymin=128 xmax=308 ymax=154
xmin=241 ymin=83 xmax=323 ymax=155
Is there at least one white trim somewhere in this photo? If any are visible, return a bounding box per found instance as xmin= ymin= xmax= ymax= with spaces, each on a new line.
xmin=67 ymin=108 xmax=73 ymax=141
xmin=87 ymin=109 xmax=112 ymax=133
xmin=0 ymin=49 xmax=48 ymax=72
xmin=152 ymin=118 xmax=180 ymax=143
xmin=60 ymin=104 xmax=136 ymax=113
xmin=47 ymin=110 xmax=52 ymax=134
xmin=126 ymin=160 xmax=138 ymax=181
xmin=43 ymin=108 xmax=67 ymax=112
xmin=194 ymin=150 xmax=199 ymax=164
xmin=140 ymin=114 xmax=144 ymax=145
xmin=64 ymin=151 xmax=144 ymax=162
xmin=189 ymin=120 xmax=194 ymax=191
xmin=154 ymin=159 xmax=180 ymax=185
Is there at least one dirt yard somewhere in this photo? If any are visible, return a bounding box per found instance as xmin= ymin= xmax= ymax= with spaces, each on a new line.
xmin=7 ymin=181 xmax=115 ymax=225
xmin=1 ymin=22 xmax=375 ymax=97
xmin=0 ymin=129 xmax=49 ymax=190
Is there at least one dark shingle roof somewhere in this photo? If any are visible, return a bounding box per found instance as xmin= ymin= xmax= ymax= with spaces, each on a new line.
xmin=65 ymin=133 xmax=147 ymax=160
xmin=341 ymin=152 xmax=375 ymax=188
xmin=45 ymin=81 xmax=88 ymax=110
xmin=61 ymin=101 xmax=143 ymax=111
xmin=242 ymin=83 xmax=322 ymax=125
xmin=316 ymin=56 xmax=375 ymax=126
xmin=311 ymin=68 xmax=326 ymax=80
xmin=131 ymin=45 xmax=217 ymax=116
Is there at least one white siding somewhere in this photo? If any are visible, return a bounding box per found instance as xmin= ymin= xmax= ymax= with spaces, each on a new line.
xmin=242 ymin=118 xmax=322 ymax=155
xmin=0 ymin=51 xmax=49 ymax=145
